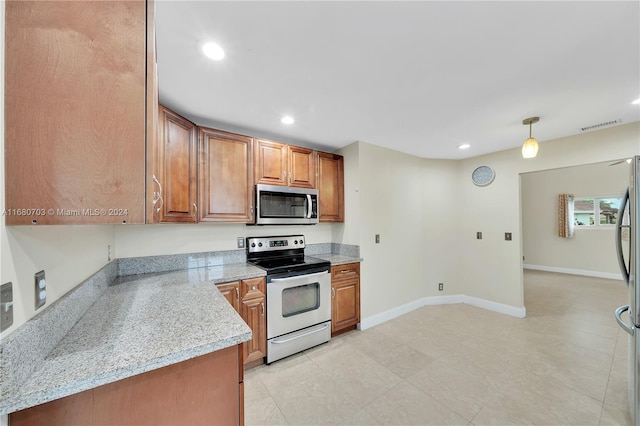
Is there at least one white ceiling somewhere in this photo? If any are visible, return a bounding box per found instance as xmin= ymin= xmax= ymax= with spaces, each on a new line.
xmin=155 ymin=1 xmax=640 ymax=160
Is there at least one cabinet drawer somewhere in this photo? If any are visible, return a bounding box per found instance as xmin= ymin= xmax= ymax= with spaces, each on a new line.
xmin=240 ymin=277 xmax=265 ymax=299
xmin=331 ymin=263 xmax=360 ymax=281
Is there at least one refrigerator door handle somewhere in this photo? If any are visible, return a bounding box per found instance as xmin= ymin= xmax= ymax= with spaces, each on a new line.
xmin=615 ymin=305 xmax=635 ymax=336
xmin=615 ymin=187 xmax=630 ymax=286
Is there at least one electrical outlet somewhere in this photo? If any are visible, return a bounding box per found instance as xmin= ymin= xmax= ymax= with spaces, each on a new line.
xmin=477 ymin=232 xmax=482 ymax=240
xmin=505 ymin=232 xmax=512 ymax=241
xmin=35 ymin=270 xmax=46 ymax=310
xmin=237 ymin=237 xmax=245 ymax=249
xmin=1 ymin=282 xmax=14 ymax=332
xmin=375 ymin=234 xmax=380 ymax=244
xmin=438 ymin=283 xmax=444 ymax=291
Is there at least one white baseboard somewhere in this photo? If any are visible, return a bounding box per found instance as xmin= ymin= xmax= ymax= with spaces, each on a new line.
xmin=463 ymin=295 xmax=526 ymax=318
xmin=359 ymin=294 xmax=525 ymax=330
xmin=523 ymin=264 xmax=623 ymax=281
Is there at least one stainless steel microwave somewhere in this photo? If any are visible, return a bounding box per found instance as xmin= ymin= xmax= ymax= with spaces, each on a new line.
xmin=255 ymin=184 xmax=318 ymax=225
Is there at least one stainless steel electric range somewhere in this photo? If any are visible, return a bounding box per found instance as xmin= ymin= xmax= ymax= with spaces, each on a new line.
xmin=246 ymin=235 xmax=332 ymax=364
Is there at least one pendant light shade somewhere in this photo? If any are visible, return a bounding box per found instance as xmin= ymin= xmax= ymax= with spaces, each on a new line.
xmin=521 ymin=117 xmax=540 ymax=159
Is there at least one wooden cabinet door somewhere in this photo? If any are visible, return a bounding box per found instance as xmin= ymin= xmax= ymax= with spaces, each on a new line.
xmin=5 ymin=1 xmax=147 ymax=225
xmin=240 ymin=277 xmax=266 ymax=299
xmin=241 ymin=294 xmax=267 ymax=364
xmin=332 ymin=279 xmax=360 ymax=334
xmin=156 ymin=106 xmax=197 ymax=222
xmin=199 ymin=128 xmax=254 ymax=222
xmin=254 ymin=139 xmax=288 ymax=186
xmin=217 ymin=282 xmax=240 ymax=312
xmin=288 ymin=146 xmax=317 ymax=188
xmin=318 ymin=152 xmax=345 ymax=222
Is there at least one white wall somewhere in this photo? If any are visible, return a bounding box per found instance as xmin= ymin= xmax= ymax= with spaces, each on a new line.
xmin=342 ymin=142 xmax=459 ymax=319
xmin=521 ymin=161 xmax=629 ymax=277
xmin=456 ymin=122 xmax=639 ymax=309
xmin=114 ymin=222 xmax=334 ymax=258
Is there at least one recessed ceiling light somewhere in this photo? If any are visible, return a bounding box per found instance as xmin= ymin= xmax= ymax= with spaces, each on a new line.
xmin=633 ymin=98 xmax=640 ymax=105
xmin=281 ymin=116 xmax=294 ymax=125
xmin=458 ymin=143 xmax=471 ymax=150
xmin=202 ymin=42 xmax=225 ymax=61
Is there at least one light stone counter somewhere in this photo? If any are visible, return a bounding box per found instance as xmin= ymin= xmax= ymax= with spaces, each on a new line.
xmin=0 ymin=264 xmax=265 ymax=415
xmin=313 ymin=253 xmax=363 ymax=266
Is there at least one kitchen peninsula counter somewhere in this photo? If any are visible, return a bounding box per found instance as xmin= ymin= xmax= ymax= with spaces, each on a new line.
xmin=0 ymin=264 xmax=265 ymax=416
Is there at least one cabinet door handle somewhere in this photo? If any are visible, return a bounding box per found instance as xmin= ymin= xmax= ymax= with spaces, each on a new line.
xmin=192 ymin=203 xmax=198 ymax=218
xmin=340 ymin=270 xmax=350 ymax=274
xmin=235 ymin=287 xmax=239 ymax=301
xmin=332 ymin=288 xmax=336 ymax=298
xmin=152 ymin=175 xmax=163 ymax=213
xmin=261 ymin=302 xmax=265 ymax=316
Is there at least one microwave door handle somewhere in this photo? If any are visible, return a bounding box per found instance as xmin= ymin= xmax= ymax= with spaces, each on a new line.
xmin=306 ymin=194 xmax=312 ymax=218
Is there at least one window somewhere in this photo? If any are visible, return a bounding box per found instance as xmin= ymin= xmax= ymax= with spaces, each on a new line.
xmin=573 ymin=196 xmax=622 ymax=227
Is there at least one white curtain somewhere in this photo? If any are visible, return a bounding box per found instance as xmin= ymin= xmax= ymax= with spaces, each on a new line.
xmin=558 ymin=194 xmax=575 ymax=238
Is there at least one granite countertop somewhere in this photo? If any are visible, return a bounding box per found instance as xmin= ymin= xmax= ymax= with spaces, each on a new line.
xmin=0 ymin=263 xmax=265 ymax=415
xmin=313 ymin=253 xmax=363 ymax=266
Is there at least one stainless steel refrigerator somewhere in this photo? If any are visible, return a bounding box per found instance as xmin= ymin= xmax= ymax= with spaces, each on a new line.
xmin=615 ymin=155 xmax=640 ymax=425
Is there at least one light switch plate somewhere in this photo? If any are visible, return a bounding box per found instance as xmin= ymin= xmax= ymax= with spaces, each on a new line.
xmin=505 ymin=232 xmax=512 ymax=241
xmin=35 ymin=270 xmax=46 ymax=309
xmin=1 ymin=282 xmax=13 ymax=332
xmin=237 ymin=237 xmax=245 ymax=249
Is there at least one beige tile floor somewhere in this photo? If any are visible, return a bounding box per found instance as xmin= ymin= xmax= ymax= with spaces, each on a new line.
xmin=244 ymin=270 xmax=633 ymax=425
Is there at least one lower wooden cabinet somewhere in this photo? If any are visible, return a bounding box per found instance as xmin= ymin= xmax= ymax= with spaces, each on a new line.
xmin=218 ymin=277 xmax=267 ymax=367
xmin=10 ymin=345 xmax=244 ymax=426
xmin=331 ymin=263 xmax=360 ymax=336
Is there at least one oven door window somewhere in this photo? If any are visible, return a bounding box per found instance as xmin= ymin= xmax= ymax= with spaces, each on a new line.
xmin=259 ymin=191 xmax=308 ymax=219
xmin=282 ymin=283 xmax=320 ymax=317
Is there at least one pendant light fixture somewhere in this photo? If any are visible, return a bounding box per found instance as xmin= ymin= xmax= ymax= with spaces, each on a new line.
xmin=521 ymin=116 xmax=540 ymax=158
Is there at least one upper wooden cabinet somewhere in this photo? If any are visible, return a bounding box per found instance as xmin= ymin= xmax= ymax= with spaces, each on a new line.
xmin=199 ymin=128 xmax=254 ymax=223
xmin=288 ymin=146 xmax=317 ymax=188
xmin=5 ymin=1 xmax=152 ymax=225
xmin=154 ymin=106 xmax=198 ymax=223
xmin=254 ymin=139 xmax=316 ymax=188
xmin=317 ymin=152 xmax=345 ymax=222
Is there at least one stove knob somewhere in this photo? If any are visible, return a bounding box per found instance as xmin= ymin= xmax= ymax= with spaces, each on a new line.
xmin=251 ymin=243 xmax=256 ymax=248
xmin=258 ymin=242 xmax=263 ymax=247
xmin=294 ymin=240 xmax=298 ymax=244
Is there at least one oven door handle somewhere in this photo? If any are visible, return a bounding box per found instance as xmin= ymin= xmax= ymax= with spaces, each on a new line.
xmin=270 ymin=271 xmax=329 ymax=283
xmin=270 ymin=323 xmax=330 ymax=344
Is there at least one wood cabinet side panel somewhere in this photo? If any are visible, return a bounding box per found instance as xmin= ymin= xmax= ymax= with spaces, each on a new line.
xmin=145 ymin=0 xmax=159 ymax=223
xmin=10 ymin=346 xmax=241 ymax=426
xmin=5 ymin=1 xmax=146 ymax=225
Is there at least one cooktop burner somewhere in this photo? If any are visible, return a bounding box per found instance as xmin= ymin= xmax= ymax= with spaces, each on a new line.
xmin=246 ymin=235 xmax=330 ymax=275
